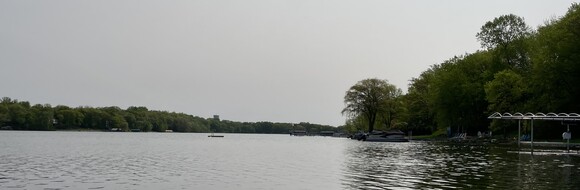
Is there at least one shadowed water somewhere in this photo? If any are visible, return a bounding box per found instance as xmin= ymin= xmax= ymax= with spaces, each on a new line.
xmin=343 ymin=141 xmax=580 ymax=189
xmin=1 ymin=131 xmax=579 ymax=190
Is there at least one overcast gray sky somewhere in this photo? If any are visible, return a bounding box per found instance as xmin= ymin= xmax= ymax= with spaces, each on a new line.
xmin=0 ymin=0 xmax=576 ymax=126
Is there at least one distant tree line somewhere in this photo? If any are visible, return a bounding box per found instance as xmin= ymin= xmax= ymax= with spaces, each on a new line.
xmin=0 ymin=97 xmax=337 ymax=134
xmin=342 ymin=4 xmax=580 ymax=138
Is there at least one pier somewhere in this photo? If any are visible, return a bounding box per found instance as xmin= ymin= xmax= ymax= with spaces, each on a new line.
xmin=488 ymin=112 xmax=580 ymax=154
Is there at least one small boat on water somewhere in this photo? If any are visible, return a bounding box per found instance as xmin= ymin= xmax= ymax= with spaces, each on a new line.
xmin=364 ymin=130 xmax=408 ymax=142
xmin=208 ymin=132 xmax=224 ymax=138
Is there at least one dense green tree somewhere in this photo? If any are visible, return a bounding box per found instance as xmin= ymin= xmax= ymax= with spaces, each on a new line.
xmin=397 ymin=4 xmax=580 ymax=138
xmin=429 ymin=53 xmax=490 ymax=134
xmin=111 ymin=114 xmax=129 ymax=131
xmin=148 ymin=113 xmax=168 ymax=132
xmin=55 ymin=109 xmax=84 ymax=129
xmin=377 ymin=85 xmax=403 ymax=130
xmin=8 ymin=103 xmax=28 ymax=129
xmin=485 ymin=70 xmax=528 ymax=113
xmin=528 ymin=3 xmax=580 ymax=112
xmin=484 ymin=70 xmax=529 ymax=133
xmin=28 ymin=104 xmax=54 ymax=130
xmin=171 ymin=116 xmax=191 ymax=132
xmin=125 ymin=106 xmax=155 ymax=131
xmin=208 ymin=118 xmax=224 ymax=132
xmin=191 ymin=116 xmax=210 ymax=132
xmin=1 ymin=98 xmax=19 ymax=128
xmin=477 ymin=14 xmax=532 ymax=73
xmin=254 ymin=122 xmax=274 ymax=133
xmin=78 ymin=107 xmax=107 ymax=129
xmin=476 ymin=14 xmax=531 ymax=50
xmin=343 ymin=115 xmax=368 ymax=133
xmin=405 ymin=68 xmax=437 ymax=135
xmin=239 ymin=122 xmax=256 ymax=133
xmin=0 ymin=104 xmax=9 ymax=127
xmin=342 ymin=78 xmax=401 ymax=132
xmin=123 ymin=112 xmax=137 ymax=131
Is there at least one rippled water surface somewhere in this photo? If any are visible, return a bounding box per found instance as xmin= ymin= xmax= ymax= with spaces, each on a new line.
xmin=1 ymin=131 xmax=580 ymax=189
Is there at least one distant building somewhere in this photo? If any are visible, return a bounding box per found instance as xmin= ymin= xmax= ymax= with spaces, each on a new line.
xmin=213 ymin=115 xmax=220 ymax=121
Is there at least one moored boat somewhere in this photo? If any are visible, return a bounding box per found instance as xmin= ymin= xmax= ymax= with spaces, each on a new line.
xmin=364 ymin=130 xmax=409 ymax=142
xmin=208 ymin=132 xmax=224 ymax=137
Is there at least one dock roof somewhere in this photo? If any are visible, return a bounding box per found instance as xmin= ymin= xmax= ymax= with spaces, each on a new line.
xmin=488 ymin=112 xmax=580 ymax=121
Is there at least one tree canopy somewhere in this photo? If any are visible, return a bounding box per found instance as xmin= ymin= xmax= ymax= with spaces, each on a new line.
xmin=344 ymin=3 xmax=580 ymax=138
xmin=0 ymin=97 xmax=336 ymax=134
xmin=342 ymin=78 xmax=402 ymax=132
xmin=476 ymin=14 xmax=531 ymax=50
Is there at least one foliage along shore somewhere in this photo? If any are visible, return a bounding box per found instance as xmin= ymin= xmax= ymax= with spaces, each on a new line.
xmin=0 ymin=97 xmax=338 ymax=134
xmin=342 ymin=4 xmax=580 ymax=140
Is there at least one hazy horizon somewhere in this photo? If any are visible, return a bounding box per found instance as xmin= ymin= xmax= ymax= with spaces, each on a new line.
xmin=1 ymin=0 xmax=576 ymax=126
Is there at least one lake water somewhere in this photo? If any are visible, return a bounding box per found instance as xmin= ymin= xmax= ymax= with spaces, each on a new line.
xmin=1 ymin=131 xmax=580 ymax=190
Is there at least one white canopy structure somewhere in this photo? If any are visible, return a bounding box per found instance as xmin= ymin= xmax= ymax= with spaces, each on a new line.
xmin=488 ymin=112 xmax=580 ymax=153
xmin=488 ymin=112 xmax=580 ymax=121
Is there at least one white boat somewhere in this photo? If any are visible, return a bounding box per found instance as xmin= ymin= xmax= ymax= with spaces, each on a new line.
xmin=364 ymin=130 xmax=408 ymax=142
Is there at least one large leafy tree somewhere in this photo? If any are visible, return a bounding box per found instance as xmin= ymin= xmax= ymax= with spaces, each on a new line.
xmin=528 ymin=4 xmax=580 ymax=112
xmin=476 ymin=14 xmax=531 ymax=50
xmin=378 ymin=85 xmax=403 ymax=130
xmin=405 ymin=67 xmax=437 ymax=135
xmin=343 ymin=115 xmax=368 ymax=133
xmin=477 ymin=14 xmax=532 ymax=72
xmin=342 ymin=78 xmax=401 ymax=132
xmin=56 ymin=109 xmax=84 ymax=129
xmin=430 ymin=53 xmax=491 ymax=134
xmin=28 ymin=104 xmax=54 ymax=131
xmin=484 ymin=70 xmax=528 ymax=132
xmin=485 ymin=70 xmax=527 ymax=113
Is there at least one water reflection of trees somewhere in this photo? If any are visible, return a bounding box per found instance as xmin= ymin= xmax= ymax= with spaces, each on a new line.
xmin=341 ymin=142 xmax=580 ymax=189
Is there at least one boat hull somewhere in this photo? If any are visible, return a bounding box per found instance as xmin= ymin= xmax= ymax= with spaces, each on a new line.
xmin=364 ymin=131 xmax=409 ymax=142
xmin=364 ymin=137 xmax=409 ymax=142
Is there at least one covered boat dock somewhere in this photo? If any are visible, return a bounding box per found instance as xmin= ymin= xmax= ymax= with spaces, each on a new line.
xmin=488 ymin=112 xmax=580 ymax=154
